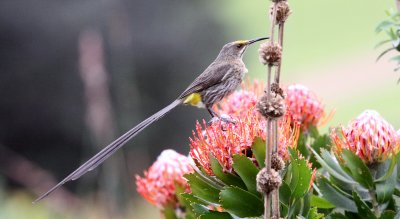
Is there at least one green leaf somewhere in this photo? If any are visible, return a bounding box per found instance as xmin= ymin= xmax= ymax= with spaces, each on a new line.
xmin=375 ymin=156 xmax=397 ymax=182
xmin=191 ymin=203 xmax=209 ymax=215
xmin=342 ymin=150 xmax=375 ymax=189
xmin=164 ymin=205 xmax=178 ymax=219
xmin=209 ymin=153 xmax=246 ymax=189
xmin=352 ymin=191 xmax=377 ymax=219
xmin=310 ymin=195 xmax=335 ymax=209
xmin=220 ymin=186 xmax=263 ymax=218
xmin=379 ymin=210 xmax=396 ymax=219
xmin=308 ymin=207 xmax=324 ymax=219
xmin=318 ymin=177 xmax=357 ymax=212
xmin=180 ymin=193 xmax=208 ymax=206
xmin=199 ymin=211 xmax=233 ymax=219
xmin=289 ymin=150 xmax=313 ymax=198
xmin=280 ymin=202 xmax=289 ymax=218
xmin=308 ymin=125 xmax=320 ymax=139
xmin=232 ymin=155 xmax=260 ymax=196
xmin=309 ymin=134 xmax=331 ymax=169
xmin=297 ymin=132 xmax=310 ymax=158
xmin=327 ymin=212 xmax=348 ymax=219
xmin=376 ymin=20 xmax=396 ymax=33
xmin=302 ymin=192 xmax=311 ymax=217
xmin=184 ymin=173 xmax=221 ymax=204
xmin=251 ymin=137 xmax=266 ymax=168
xmin=279 ymin=181 xmax=291 ymax=205
xmin=311 ymin=148 xmax=356 ymax=185
xmin=376 ymin=163 xmax=397 ymax=203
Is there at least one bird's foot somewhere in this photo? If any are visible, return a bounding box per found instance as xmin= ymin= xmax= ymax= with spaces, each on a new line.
xmin=207 ymin=114 xmax=236 ymax=130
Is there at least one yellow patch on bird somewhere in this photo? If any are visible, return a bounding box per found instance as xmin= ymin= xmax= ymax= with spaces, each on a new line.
xmin=183 ymin=93 xmax=203 ymax=106
xmin=235 ymin=40 xmax=248 ymax=45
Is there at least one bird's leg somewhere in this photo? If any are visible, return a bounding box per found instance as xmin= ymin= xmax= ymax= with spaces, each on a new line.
xmin=206 ymin=107 xmax=236 ymax=125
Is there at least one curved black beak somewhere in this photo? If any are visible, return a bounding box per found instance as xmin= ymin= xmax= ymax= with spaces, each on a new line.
xmin=248 ymin=37 xmax=269 ymax=45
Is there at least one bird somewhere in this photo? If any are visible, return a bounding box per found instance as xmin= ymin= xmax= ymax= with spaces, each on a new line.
xmin=34 ymin=37 xmax=269 ymax=203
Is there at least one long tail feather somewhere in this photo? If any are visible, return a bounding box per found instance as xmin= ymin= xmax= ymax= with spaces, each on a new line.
xmin=33 ymin=99 xmax=182 ymax=203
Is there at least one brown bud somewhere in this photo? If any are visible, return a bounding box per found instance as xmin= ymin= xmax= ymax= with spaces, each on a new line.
xmin=256 ymin=90 xmax=286 ymax=119
xmin=271 ymin=153 xmax=285 ymax=171
xmin=258 ymin=42 xmax=282 ymax=66
xmin=271 ymin=1 xmax=291 ymax=24
xmin=256 ymin=168 xmax=282 ymax=194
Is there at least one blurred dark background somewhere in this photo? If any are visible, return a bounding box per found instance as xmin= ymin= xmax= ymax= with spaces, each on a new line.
xmin=0 ymin=0 xmax=227 ymax=218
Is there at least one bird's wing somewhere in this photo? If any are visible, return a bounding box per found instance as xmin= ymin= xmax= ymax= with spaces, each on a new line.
xmin=178 ymin=62 xmax=233 ymax=99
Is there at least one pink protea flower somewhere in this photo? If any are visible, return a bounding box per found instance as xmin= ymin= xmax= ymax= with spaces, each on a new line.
xmin=189 ymin=111 xmax=299 ymax=175
xmin=216 ymin=80 xmax=264 ymax=117
xmin=331 ymin=110 xmax=399 ymax=164
xmin=136 ymin=149 xmax=193 ymax=209
xmin=285 ymin=84 xmax=331 ymax=130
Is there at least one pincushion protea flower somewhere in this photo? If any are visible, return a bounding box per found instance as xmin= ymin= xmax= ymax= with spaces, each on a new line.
xmin=216 ymin=80 xmax=264 ymax=117
xmin=189 ymin=111 xmax=298 ymax=175
xmin=217 ymin=81 xmax=330 ymax=131
xmin=331 ymin=110 xmax=399 ymax=164
xmin=286 ymin=84 xmax=331 ymax=130
xmin=136 ymin=149 xmax=193 ymax=209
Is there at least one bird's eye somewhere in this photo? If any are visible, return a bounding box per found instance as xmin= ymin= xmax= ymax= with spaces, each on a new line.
xmin=236 ymin=44 xmax=242 ymax=48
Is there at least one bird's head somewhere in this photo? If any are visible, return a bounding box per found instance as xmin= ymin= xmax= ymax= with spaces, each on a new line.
xmin=217 ymin=37 xmax=269 ymax=60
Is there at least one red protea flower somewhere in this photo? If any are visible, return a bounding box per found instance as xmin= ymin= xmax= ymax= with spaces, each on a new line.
xmin=189 ymin=111 xmax=298 ymax=175
xmin=285 ymin=84 xmax=331 ymax=130
xmin=331 ymin=110 xmax=399 ymax=164
xmin=136 ymin=149 xmax=193 ymax=209
xmin=216 ymin=80 xmax=264 ymax=117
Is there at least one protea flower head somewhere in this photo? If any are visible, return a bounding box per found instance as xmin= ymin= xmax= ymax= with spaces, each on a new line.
xmin=189 ymin=111 xmax=298 ymax=175
xmin=216 ymin=80 xmax=264 ymax=117
xmin=285 ymin=84 xmax=331 ymax=130
xmin=331 ymin=110 xmax=399 ymax=164
xmin=136 ymin=149 xmax=193 ymax=209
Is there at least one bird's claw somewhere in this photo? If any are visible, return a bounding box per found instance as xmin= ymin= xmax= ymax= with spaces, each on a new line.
xmin=207 ymin=114 xmax=236 ymax=130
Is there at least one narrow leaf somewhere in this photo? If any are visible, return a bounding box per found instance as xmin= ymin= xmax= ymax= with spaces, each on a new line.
xmin=375 ymin=156 xmax=397 ymax=182
xmin=311 ymin=148 xmax=356 ymax=185
xmin=376 ymin=164 xmax=397 ymax=203
xmin=318 ymin=177 xmax=357 ymax=212
xmin=342 ymin=150 xmax=375 ymax=189
xmin=352 ymin=191 xmax=377 ymax=219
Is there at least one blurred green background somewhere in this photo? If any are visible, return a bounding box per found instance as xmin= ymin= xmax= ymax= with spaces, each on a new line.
xmin=0 ymin=0 xmax=399 ymax=218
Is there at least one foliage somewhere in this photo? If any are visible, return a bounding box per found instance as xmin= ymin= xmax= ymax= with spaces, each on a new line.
xmin=376 ymin=9 xmax=400 ymax=81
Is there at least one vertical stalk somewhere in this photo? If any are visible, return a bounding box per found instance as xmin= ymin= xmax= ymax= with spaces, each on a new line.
xmin=264 ymin=4 xmax=278 ymax=219
xmin=274 ymin=23 xmax=285 ymax=84
xmin=271 ymin=120 xmax=280 ymax=217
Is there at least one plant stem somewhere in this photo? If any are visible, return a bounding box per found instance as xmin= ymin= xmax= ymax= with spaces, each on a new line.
xmin=369 ymin=189 xmax=380 ymax=217
xmin=271 ymin=120 xmax=280 ymax=217
xmin=274 ymin=23 xmax=285 ymax=84
xmin=264 ymin=3 xmax=278 ymax=218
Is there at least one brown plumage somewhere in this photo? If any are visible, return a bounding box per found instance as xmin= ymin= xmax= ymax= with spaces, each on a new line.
xmin=34 ymin=37 xmax=268 ymax=203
